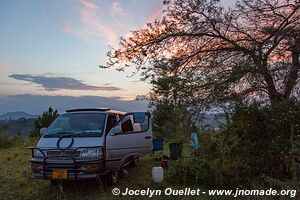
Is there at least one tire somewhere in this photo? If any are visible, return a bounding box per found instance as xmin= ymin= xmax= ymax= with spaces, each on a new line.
xmin=131 ymin=156 xmax=139 ymax=167
xmin=50 ymin=179 xmax=66 ymax=186
xmin=106 ymin=170 xmax=119 ymax=186
xmin=50 ymin=180 xmax=58 ymax=185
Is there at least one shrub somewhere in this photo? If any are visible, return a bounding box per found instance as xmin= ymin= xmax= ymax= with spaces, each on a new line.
xmin=221 ymin=99 xmax=300 ymax=180
xmin=166 ymin=98 xmax=300 ymax=188
xmin=30 ymin=107 xmax=59 ymax=137
xmin=166 ymin=157 xmax=216 ymax=188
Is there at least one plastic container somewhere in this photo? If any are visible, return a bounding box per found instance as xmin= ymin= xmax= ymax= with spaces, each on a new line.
xmin=152 ymin=167 xmax=164 ymax=182
xmin=153 ymin=138 xmax=164 ymax=151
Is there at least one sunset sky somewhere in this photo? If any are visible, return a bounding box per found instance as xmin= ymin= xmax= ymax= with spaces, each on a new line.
xmin=0 ymin=0 xmax=234 ymax=114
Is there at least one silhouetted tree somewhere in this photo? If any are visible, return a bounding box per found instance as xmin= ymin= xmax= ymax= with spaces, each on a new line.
xmin=30 ymin=107 xmax=59 ymax=137
xmin=104 ymin=0 xmax=300 ymax=105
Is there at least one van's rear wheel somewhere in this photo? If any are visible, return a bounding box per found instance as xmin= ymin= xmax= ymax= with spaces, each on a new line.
xmin=106 ymin=170 xmax=118 ymax=186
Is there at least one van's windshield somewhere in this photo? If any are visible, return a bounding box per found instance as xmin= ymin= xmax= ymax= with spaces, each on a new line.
xmin=44 ymin=113 xmax=106 ymax=137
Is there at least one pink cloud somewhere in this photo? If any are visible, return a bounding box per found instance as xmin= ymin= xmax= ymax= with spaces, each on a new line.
xmin=60 ymin=0 xmax=118 ymax=43
xmin=79 ymin=0 xmax=117 ymax=41
xmin=80 ymin=0 xmax=97 ymax=9
xmin=0 ymin=64 xmax=10 ymax=73
xmin=111 ymin=1 xmax=124 ymax=15
xmin=61 ymin=23 xmax=72 ymax=33
xmin=59 ymin=0 xmax=163 ymax=45
xmin=145 ymin=1 xmax=163 ymax=24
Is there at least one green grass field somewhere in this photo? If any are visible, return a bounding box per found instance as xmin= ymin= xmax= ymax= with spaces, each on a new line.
xmin=0 ymin=138 xmax=270 ymax=200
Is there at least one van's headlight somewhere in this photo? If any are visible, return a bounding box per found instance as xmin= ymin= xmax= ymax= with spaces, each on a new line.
xmin=34 ymin=149 xmax=44 ymax=158
xmin=79 ymin=148 xmax=102 ymax=158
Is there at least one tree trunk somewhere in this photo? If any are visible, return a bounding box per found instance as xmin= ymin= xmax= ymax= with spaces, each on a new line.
xmin=284 ymin=38 xmax=300 ymax=99
xmin=260 ymin=60 xmax=284 ymax=104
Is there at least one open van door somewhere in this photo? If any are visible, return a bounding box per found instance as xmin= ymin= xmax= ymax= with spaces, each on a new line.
xmin=105 ymin=112 xmax=152 ymax=171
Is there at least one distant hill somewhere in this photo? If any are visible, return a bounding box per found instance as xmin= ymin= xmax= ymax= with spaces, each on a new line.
xmin=0 ymin=111 xmax=37 ymax=120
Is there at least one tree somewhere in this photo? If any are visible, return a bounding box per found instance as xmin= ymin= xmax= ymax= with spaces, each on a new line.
xmin=152 ymin=102 xmax=188 ymax=140
xmin=149 ymin=60 xmax=206 ymax=138
xmin=30 ymin=107 xmax=59 ymax=137
xmin=104 ymin=0 xmax=300 ymax=105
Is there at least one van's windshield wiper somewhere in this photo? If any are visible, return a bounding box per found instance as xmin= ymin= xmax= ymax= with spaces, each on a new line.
xmin=44 ymin=131 xmax=102 ymax=138
xmin=44 ymin=132 xmax=81 ymax=138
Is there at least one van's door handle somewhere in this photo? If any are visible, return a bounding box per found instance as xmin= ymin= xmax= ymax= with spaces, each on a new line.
xmin=145 ymin=136 xmax=152 ymax=139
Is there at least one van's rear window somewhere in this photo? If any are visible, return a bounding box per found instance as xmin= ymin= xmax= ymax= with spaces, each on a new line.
xmin=45 ymin=113 xmax=106 ymax=137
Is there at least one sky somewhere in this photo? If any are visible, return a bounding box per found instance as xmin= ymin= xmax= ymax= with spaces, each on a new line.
xmin=0 ymin=0 xmax=235 ymax=115
xmin=0 ymin=0 xmax=165 ymax=114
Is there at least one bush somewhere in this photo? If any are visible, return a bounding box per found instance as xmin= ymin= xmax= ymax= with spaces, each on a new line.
xmin=30 ymin=107 xmax=59 ymax=137
xmin=221 ymin=99 xmax=300 ymax=181
xmin=166 ymin=133 xmax=252 ymax=188
xmin=166 ymin=98 xmax=300 ymax=188
xmin=166 ymin=157 xmax=216 ymax=188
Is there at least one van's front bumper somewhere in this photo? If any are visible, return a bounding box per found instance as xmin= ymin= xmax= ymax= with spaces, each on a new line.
xmin=29 ymin=146 xmax=106 ymax=180
xmin=30 ymin=159 xmax=105 ymax=180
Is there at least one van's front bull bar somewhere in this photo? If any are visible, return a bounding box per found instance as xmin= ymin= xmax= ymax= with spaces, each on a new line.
xmin=28 ymin=146 xmax=105 ymax=180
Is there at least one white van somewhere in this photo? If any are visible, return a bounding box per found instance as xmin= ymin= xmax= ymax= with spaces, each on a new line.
xmin=29 ymin=108 xmax=152 ymax=185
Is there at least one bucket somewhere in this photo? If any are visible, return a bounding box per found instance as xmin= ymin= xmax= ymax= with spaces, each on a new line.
xmin=169 ymin=142 xmax=183 ymax=160
xmin=153 ymin=138 xmax=164 ymax=151
xmin=152 ymin=167 xmax=164 ymax=182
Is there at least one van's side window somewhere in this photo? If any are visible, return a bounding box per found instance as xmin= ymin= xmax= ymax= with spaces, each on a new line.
xmin=121 ymin=118 xmax=134 ymax=133
xmin=106 ymin=115 xmax=118 ymax=135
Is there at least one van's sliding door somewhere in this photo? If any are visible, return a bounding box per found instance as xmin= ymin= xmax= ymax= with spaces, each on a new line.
xmin=105 ymin=112 xmax=152 ymax=171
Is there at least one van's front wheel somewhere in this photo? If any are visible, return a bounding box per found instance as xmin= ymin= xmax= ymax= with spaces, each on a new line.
xmin=131 ymin=156 xmax=139 ymax=167
xmin=106 ymin=170 xmax=118 ymax=186
xmin=50 ymin=180 xmax=58 ymax=185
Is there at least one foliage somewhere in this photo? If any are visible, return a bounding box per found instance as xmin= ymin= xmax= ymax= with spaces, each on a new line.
xmin=0 ymin=123 xmax=10 ymax=131
xmin=166 ymin=157 xmax=217 ymax=188
xmin=0 ymin=134 xmax=23 ymax=149
xmin=221 ymin=98 xmax=300 ymax=180
xmin=30 ymin=107 xmax=59 ymax=137
xmin=149 ymin=62 xmax=205 ymax=141
xmin=167 ymin=131 xmax=252 ymax=188
xmin=105 ymin=0 xmax=300 ymax=104
xmin=167 ymin=98 xmax=300 ymax=188
xmin=152 ymin=103 xmax=188 ymax=142
xmin=148 ymin=60 xmax=204 ymax=108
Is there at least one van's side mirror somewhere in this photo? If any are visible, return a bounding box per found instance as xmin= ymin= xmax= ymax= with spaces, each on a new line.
xmin=110 ymin=125 xmax=122 ymax=136
xmin=40 ymin=127 xmax=47 ymax=135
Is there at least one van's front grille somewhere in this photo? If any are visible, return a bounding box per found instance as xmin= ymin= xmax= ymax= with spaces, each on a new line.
xmin=46 ymin=150 xmax=80 ymax=160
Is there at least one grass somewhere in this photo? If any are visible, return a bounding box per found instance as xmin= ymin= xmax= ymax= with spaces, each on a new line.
xmin=0 ymin=138 xmax=271 ymax=200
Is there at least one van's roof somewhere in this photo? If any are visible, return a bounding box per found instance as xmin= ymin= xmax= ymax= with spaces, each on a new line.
xmin=66 ymin=108 xmax=125 ymax=115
